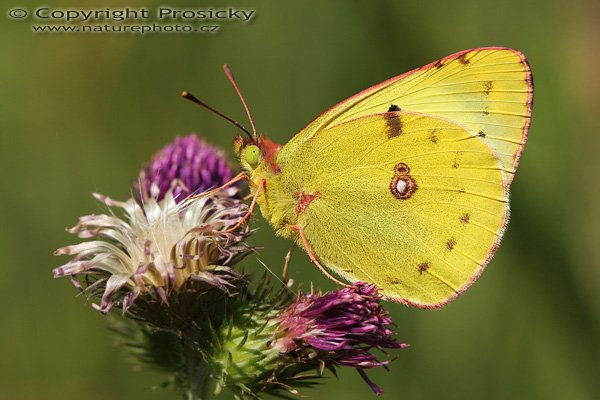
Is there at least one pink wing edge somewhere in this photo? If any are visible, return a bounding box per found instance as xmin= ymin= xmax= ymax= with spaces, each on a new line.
xmin=300 ymin=47 xmax=533 ymax=309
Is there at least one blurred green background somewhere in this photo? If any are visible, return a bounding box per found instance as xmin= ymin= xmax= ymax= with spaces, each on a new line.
xmin=1 ymin=0 xmax=599 ymax=399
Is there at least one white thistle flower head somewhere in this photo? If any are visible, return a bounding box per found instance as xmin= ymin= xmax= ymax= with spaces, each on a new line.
xmin=53 ymin=189 xmax=251 ymax=314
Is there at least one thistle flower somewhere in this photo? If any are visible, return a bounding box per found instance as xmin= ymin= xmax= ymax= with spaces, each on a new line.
xmin=135 ymin=134 xmax=235 ymax=203
xmin=54 ymin=134 xmax=249 ymax=314
xmin=53 ymin=190 xmax=251 ymax=314
xmin=272 ymin=282 xmax=407 ymax=395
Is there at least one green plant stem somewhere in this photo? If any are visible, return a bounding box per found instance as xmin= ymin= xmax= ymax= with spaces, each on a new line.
xmin=182 ymin=337 xmax=214 ymax=400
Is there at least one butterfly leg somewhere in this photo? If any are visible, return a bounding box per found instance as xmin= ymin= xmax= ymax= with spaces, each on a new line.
xmin=289 ymin=225 xmax=351 ymax=287
xmin=282 ymin=243 xmax=296 ymax=281
xmin=222 ymin=178 xmax=266 ymax=233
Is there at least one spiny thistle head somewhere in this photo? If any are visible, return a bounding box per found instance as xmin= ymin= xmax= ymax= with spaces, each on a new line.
xmin=134 ymin=134 xmax=236 ymax=203
xmin=116 ymin=280 xmax=405 ymax=398
xmin=53 ymin=190 xmax=251 ymax=314
xmin=115 ymin=279 xmax=310 ymax=399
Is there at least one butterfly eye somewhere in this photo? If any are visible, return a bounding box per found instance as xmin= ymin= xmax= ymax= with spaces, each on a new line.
xmin=244 ymin=145 xmax=261 ymax=168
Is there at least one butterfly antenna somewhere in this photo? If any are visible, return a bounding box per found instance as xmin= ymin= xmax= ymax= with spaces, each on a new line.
xmin=181 ymin=91 xmax=254 ymax=141
xmin=223 ymin=64 xmax=258 ymax=141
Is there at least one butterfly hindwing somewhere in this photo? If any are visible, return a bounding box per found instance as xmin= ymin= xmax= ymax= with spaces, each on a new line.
xmin=277 ymin=112 xmax=508 ymax=306
xmin=277 ymin=47 xmax=532 ymax=185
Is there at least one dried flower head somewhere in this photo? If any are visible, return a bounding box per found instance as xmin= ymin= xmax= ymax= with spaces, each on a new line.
xmin=135 ymin=134 xmax=235 ymax=203
xmin=53 ymin=190 xmax=251 ymax=314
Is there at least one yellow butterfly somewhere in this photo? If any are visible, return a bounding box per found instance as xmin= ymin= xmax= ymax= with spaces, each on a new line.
xmin=184 ymin=47 xmax=533 ymax=308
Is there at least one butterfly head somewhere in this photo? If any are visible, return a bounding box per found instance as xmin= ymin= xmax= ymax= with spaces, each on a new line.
xmin=234 ymin=134 xmax=282 ymax=174
xmin=235 ymin=135 xmax=262 ymax=172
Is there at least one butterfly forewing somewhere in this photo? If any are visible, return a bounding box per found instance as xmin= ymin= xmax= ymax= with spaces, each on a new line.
xmin=278 ymin=47 xmax=532 ymax=185
xmin=279 ymin=112 xmax=508 ymax=306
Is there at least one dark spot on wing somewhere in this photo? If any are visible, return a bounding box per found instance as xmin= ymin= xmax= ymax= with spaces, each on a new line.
xmin=457 ymin=54 xmax=470 ymax=65
xmin=460 ymin=213 xmax=470 ymax=224
xmin=418 ymin=262 xmax=429 ymax=274
xmin=429 ymin=129 xmax=439 ymax=144
xmin=453 ymin=151 xmax=462 ymax=169
xmin=483 ymin=81 xmax=494 ymax=95
xmin=384 ymin=112 xmax=402 ymax=138
xmin=434 ymin=60 xmax=444 ymax=69
xmin=388 ymin=104 xmax=401 ymax=112
xmin=478 ymin=130 xmax=486 ymax=138
xmin=446 ymin=239 xmax=456 ymax=251
xmin=483 ymin=108 xmax=490 ymax=116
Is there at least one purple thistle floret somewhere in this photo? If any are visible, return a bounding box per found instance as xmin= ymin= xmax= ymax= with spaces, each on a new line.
xmin=135 ymin=134 xmax=235 ymax=203
xmin=274 ymin=282 xmax=407 ymax=395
